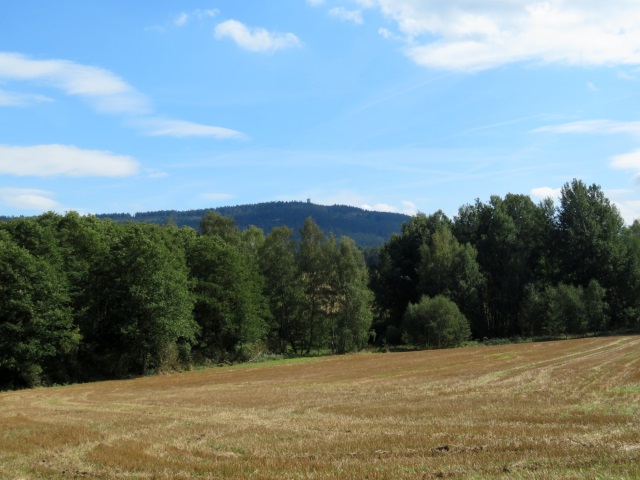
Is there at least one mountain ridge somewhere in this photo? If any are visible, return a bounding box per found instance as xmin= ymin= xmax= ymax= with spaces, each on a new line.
xmin=94 ymin=200 xmax=411 ymax=248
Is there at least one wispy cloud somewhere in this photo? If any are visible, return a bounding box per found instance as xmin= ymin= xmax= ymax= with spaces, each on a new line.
xmin=532 ymin=120 xmax=640 ymax=136
xmin=533 ymin=118 xmax=640 ymax=189
xmin=329 ymin=7 xmax=364 ymax=25
xmin=144 ymin=168 xmax=169 ymax=179
xmin=174 ymin=12 xmax=189 ymax=27
xmin=214 ymin=20 xmax=301 ymax=53
xmin=134 ymin=118 xmax=247 ymax=140
xmin=0 ymin=144 xmax=139 ymax=177
xmin=378 ymin=27 xmax=403 ymax=41
xmin=618 ymin=70 xmax=637 ymax=81
xmin=611 ymin=150 xmax=640 ymax=172
xmin=173 ymin=9 xmax=219 ymax=27
xmin=0 ymin=89 xmax=54 ymax=107
xmin=401 ymin=200 xmax=418 ymax=215
xmin=364 ymin=0 xmax=640 ymax=71
xmin=0 ymin=188 xmax=60 ymax=211
xmin=306 ymin=0 xmax=325 ymax=6
xmin=0 ymin=52 xmax=150 ymax=114
xmin=0 ymin=52 xmax=247 ymax=140
xmin=611 ymin=151 xmax=640 ymax=184
xmin=147 ymin=9 xmax=219 ymax=31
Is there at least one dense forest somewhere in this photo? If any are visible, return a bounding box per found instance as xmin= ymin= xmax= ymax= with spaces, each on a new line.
xmin=91 ymin=201 xmax=410 ymax=249
xmin=1 ymin=179 xmax=640 ymax=390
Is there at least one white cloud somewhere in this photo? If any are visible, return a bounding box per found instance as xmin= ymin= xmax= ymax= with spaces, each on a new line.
xmin=149 ymin=9 xmax=219 ymax=32
xmin=284 ymin=187 xmax=416 ymax=216
xmin=174 ymin=12 xmax=189 ymax=27
xmin=0 ymin=52 xmax=149 ymax=114
xmin=0 ymin=188 xmax=60 ymax=211
xmin=611 ymin=151 xmax=640 ymax=185
xmin=532 ymin=119 xmax=640 ymax=182
xmin=329 ymin=7 xmax=364 ymax=25
xmin=214 ymin=20 xmax=301 ymax=53
xmin=135 ymin=118 xmax=247 ymax=139
xmin=611 ymin=150 xmax=640 ymax=172
xmin=367 ymin=0 xmax=640 ymax=71
xmin=173 ymin=9 xmax=218 ymax=27
xmin=0 ymin=89 xmax=53 ymax=107
xmin=606 ymin=189 xmax=640 ymax=224
xmin=530 ymin=186 xmax=562 ymax=201
xmin=361 ymin=202 xmax=397 ymax=212
xmin=532 ymin=120 xmax=640 ymax=136
xmin=306 ymin=0 xmax=325 ymax=6
xmin=0 ymin=144 xmax=139 ymax=177
xmin=361 ymin=200 xmax=418 ymax=214
xmin=614 ymin=200 xmax=640 ymax=224
xmin=0 ymin=52 xmax=241 ymax=141
xmin=196 ymin=9 xmax=219 ymax=19
xmin=401 ymin=200 xmax=418 ymax=215
xmin=378 ymin=27 xmax=402 ymax=41
xmin=530 ymin=186 xmax=640 ymax=223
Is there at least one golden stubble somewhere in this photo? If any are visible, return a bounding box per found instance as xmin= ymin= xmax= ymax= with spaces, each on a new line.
xmin=1 ymin=336 xmax=639 ymax=479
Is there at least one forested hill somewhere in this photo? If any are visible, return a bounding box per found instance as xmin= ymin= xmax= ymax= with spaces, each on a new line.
xmin=95 ymin=201 xmax=410 ymax=248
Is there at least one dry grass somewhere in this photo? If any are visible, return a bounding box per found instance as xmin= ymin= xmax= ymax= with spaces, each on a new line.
xmin=1 ymin=336 xmax=639 ymax=479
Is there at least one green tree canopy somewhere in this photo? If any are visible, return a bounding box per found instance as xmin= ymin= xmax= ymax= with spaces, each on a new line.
xmin=0 ymin=231 xmax=79 ymax=388
xmin=92 ymin=224 xmax=197 ymax=376
xmin=258 ymin=226 xmax=304 ymax=354
xmin=370 ymin=211 xmax=453 ymax=340
xmin=328 ymin=237 xmax=374 ymax=354
xmin=402 ymin=295 xmax=471 ymax=349
xmin=186 ymin=234 xmax=267 ymax=362
xmin=418 ymin=225 xmax=484 ymax=335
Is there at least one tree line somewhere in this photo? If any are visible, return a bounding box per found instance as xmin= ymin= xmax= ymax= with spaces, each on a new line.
xmin=0 ymin=214 xmax=372 ymax=389
xmin=1 ymin=178 xmax=639 ymax=390
xmin=370 ymin=179 xmax=640 ymax=344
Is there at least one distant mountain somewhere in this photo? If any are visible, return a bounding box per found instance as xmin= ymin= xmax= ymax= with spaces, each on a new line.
xmin=96 ymin=201 xmax=411 ymax=248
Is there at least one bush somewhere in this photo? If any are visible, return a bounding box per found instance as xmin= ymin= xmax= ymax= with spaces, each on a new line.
xmin=402 ymin=295 xmax=471 ymax=348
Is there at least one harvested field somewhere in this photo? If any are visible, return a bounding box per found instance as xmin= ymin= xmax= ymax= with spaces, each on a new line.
xmin=1 ymin=336 xmax=639 ymax=479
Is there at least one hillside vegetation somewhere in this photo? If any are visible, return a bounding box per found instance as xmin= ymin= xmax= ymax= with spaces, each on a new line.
xmin=2 ymin=179 xmax=640 ymax=390
xmin=1 ymin=336 xmax=639 ymax=479
xmin=95 ymin=201 xmax=410 ymax=249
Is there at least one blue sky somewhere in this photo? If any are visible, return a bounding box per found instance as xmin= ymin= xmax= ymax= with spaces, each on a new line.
xmin=2 ymin=1 xmax=640 ymax=223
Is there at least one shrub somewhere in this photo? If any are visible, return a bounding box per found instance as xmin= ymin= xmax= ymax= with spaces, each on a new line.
xmin=402 ymin=295 xmax=471 ymax=348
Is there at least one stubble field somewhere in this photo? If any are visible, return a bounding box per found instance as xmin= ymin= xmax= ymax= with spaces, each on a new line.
xmin=1 ymin=336 xmax=639 ymax=479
